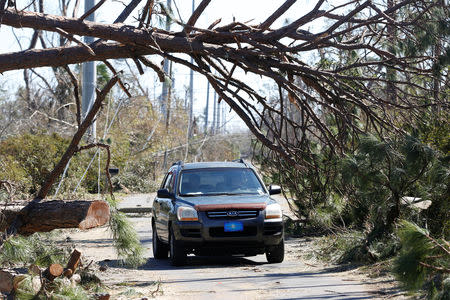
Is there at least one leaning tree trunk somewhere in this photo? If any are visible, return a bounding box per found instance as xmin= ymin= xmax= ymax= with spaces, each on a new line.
xmin=0 ymin=76 xmax=118 ymax=242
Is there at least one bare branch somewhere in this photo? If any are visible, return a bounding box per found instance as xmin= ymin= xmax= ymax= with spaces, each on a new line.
xmin=138 ymin=56 xmax=166 ymax=82
xmin=35 ymin=75 xmax=119 ymax=201
xmin=54 ymin=27 xmax=95 ymax=55
xmin=184 ymin=0 xmax=212 ymax=34
xmin=102 ymin=60 xmax=132 ymax=98
xmin=259 ymin=0 xmax=297 ymax=31
xmin=78 ymin=0 xmax=107 ymax=21
xmin=62 ymin=65 xmax=82 ymax=126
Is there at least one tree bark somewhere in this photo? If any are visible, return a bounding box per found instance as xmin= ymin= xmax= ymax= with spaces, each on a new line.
xmin=43 ymin=264 xmax=63 ymax=281
xmin=65 ymin=249 xmax=81 ymax=278
xmin=1 ymin=200 xmax=110 ymax=235
xmin=0 ymin=269 xmax=18 ymax=294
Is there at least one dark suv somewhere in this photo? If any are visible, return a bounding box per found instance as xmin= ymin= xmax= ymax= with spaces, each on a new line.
xmin=151 ymin=160 xmax=284 ymax=266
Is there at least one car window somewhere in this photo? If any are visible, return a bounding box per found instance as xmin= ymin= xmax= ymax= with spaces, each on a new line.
xmin=167 ymin=171 xmax=176 ymax=193
xmin=162 ymin=172 xmax=173 ymax=191
xmin=179 ymin=168 xmax=265 ymax=196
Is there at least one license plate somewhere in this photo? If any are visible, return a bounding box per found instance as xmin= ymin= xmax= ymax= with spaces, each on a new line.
xmin=224 ymin=221 xmax=243 ymax=232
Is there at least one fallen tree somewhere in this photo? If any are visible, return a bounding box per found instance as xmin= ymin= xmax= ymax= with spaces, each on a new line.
xmin=1 ymin=200 xmax=110 ymax=235
xmin=0 ymin=0 xmax=448 ymax=244
xmin=0 ymin=0 xmax=447 ymax=170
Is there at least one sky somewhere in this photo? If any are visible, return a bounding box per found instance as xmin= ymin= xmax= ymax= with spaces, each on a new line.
xmin=0 ymin=0 xmax=327 ymax=132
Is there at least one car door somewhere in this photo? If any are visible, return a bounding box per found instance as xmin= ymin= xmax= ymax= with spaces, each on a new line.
xmin=160 ymin=170 xmax=176 ymax=241
xmin=154 ymin=171 xmax=173 ymax=241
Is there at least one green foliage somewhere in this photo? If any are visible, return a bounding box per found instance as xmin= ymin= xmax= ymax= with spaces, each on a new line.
xmin=0 ymin=133 xmax=111 ymax=195
xmin=339 ymin=134 xmax=441 ymax=245
xmin=397 ymin=4 xmax=450 ymax=76
xmin=258 ymin=132 xmax=447 ymax=263
xmin=116 ymin=156 xmax=159 ymax=193
xmin=393 ymin=220 xmax=450 ymax=298
xmin=79 ymin=270 xmax=103 ymax=291
xmin=96 ymin=63 xmax=111 ymax=89
xmin=15 ymin=275 xmax=91 ymax=300
xmin=0 ymin=233 xmax=70 ymax=267
xmin=0 ymin=133 xmax=69 ymax=194
xmin=314 ymin=231 xmax=365 ymax=263
xmin=109 ymin=210 xmax=146 ymax=267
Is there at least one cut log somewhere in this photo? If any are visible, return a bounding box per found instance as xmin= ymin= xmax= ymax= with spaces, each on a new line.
xmin=64 ymin=249 xmax=81 ymax=278
xmin=43 ymin=264 xmax=63 ymax=281
xmin=1 ymin=200 xmax=110 ymax=235
xmin=0 ymin=269 xmax=18 ymax=293
xmin=63 ymin=269 xmax=73 ymax=278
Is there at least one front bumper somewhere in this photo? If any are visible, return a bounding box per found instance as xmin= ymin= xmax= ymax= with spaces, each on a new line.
xmin=172 ymin=211 xmax=283 ymax=255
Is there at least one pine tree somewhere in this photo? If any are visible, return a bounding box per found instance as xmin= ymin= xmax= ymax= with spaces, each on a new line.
xmin=393 ymin=220 xmax=449 ymax=299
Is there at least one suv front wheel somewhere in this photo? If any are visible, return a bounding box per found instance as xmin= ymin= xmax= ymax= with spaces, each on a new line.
xmin=169 ymin=227 xmax=186 ymax=266
xmin=152 ymin=223 xmax=168 ymax=259
xmin=266 ymin=239 xmax=284 ymax=263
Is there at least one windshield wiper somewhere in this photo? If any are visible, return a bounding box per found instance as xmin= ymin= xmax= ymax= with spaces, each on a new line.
xmin=179 ymin=192 xmax=204 ymax=197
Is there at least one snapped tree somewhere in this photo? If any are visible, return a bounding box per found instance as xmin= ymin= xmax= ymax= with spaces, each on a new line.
xmin=0 ymin=0 xmax=448 ymax=238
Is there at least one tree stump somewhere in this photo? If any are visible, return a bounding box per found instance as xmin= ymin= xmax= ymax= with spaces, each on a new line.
xmin=42 ymin=264 xmax=63 ymax=282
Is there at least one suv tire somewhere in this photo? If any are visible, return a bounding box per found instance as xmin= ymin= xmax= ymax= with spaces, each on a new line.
xmin=152 ymin=224 xmax=168 ymax=259
xmin=266 ymin=239 xmax=284 ymax=263
xmin=169 ymin=227 xmax=186 ymax=266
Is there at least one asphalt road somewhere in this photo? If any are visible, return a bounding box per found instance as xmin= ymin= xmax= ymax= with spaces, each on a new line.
xmin=115 ymin=194 xmax=376 ymax=299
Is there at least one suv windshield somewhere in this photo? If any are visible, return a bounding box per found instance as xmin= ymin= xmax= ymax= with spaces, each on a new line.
xmin=179 ymin=168 xmax=265 ymax=196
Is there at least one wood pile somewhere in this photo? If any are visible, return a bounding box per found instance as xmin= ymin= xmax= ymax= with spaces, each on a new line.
xmin=0 ymin=249 xmax=110 ymax=300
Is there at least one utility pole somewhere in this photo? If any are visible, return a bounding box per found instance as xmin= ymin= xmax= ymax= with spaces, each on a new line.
xmin=165 ymin=61 xmax=173 ymax=130
xmin=160 ymin=0 xmax=172 ymax=118
xmin=211 ymin=91 xmax=216 ymax=134
xmin=222 ymin=101 xmax=226 ymax=133
xmin=216 ymin=98 xmax=221 ymax=133
xmin=204 ymin=81 xmax=210 ymax=134
xmin=188 ymin=0 xmax=195 ymax=137
xmin=82 ymin=0 xmax=96 ymax=141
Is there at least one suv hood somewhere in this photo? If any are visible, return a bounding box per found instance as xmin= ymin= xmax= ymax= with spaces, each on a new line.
xmin=178 ymin=194 xmax=272 ymax=210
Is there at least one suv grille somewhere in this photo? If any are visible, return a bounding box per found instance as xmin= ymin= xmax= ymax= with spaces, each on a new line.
xmin=206 ymin=210 xmax=259 ymax=219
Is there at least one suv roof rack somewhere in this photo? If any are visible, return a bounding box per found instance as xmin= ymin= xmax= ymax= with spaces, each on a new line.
xmin=232 ymin=158 xmax=249 ymax=167
xmin=172 ymin=160 xmax=184 ymax=167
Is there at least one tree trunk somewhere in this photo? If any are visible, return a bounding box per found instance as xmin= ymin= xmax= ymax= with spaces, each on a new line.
xmin=35 ymin=76 xmax=118 ymax=200
xmin=1 ymin=200 xmax=110 ymax=235
xmin=366 ymin=195 xmax=401 ymax=246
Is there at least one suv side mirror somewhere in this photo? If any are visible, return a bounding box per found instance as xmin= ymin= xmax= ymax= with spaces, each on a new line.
xmin=157 ymin=188 xmax=172 ymax=198
xmin=269 ymin=185 xmax=281 ymax=195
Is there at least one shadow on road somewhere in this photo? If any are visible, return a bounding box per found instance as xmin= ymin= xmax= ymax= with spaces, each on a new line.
xmin=99 ymin=255 xmax=265 ymax=270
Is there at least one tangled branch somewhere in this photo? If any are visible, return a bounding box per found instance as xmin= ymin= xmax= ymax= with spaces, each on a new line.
xmin=0 ymin=0 xmax=448 ymax=170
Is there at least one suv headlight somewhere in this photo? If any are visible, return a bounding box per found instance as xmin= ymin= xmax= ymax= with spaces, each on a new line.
xmin=177 ymin=206 xmax=199 ymax=221
xmin=265 ymin=203 xmax=282 ymax=222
